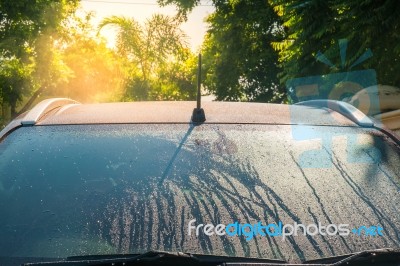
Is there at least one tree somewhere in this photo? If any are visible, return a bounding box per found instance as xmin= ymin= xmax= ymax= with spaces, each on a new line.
xmin=53 ymin=13 xmax=125 ymax=103
xmin=203 ymin=0 xmax=286 ymax=102
xmin=270 ymin=0 xmax=400 ymax=87
xmin=333 ymin=0 xmax=400 ymax=87
xmin=99 ymin=14 xmax=197 ymax=101
xmin=158 ymin=0 xmax=200 ymax=19
xmin=0 ymin=0 xmax=79 ymax=117
xmin=150 ymin=48 xmax=198 ymax=100
xmin=161 ymin=0 xmax=400 ymax=102
xmin=159 ymin=0 xmax=286 ymax=102
xmin=0 ymin=57 xmax=33 ymax=118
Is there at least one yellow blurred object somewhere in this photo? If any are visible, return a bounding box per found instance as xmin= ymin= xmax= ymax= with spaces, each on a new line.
xmin=346 ymin=85 xmax=400 ymax=115
xmin=375 ymin=109 xmax=400 ymax=135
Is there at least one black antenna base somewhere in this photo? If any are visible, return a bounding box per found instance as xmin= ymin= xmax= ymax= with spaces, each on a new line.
xmin=191 ymin=108 xmax=206 ymax=123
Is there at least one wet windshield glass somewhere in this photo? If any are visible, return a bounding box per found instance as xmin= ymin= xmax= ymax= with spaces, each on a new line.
xmin=0 ymin=124 xmax=399 ymax=263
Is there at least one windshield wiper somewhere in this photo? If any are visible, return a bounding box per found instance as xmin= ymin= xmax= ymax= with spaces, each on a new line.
xmin=22 ymin=248 xmax=400 ymax=266
xmin=302 ymin=248 xmax=400 ymax=265
xmin=22 ymin=250 xmax=286 ymax=266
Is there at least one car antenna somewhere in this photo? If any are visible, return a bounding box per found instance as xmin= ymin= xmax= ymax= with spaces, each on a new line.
xmin=191 ymin=53 xmax=206 ymax=123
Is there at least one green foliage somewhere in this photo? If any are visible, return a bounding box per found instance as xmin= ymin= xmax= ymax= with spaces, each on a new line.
xmin=334 ymin=0 xmax=400 ymax=86
xmin=161 ymin=0 xmax=400 ymax=101
xmin=270 ymin=0 xmax=400 ymax=87
xmin=99 ymin=14 xmax=197 ymax=101
xmin=0 ymin=57 xmax=33 ymax=114
xmin=157 ymin=0 xmax=200 ymax=19
xmin=0 ymin=0 xmax=76 ymax=57
xmin=269 ymin=0 xmax=337 ymax=84
xmin=0 ymin=0 xmax=79 ymax=117
xmin=54 ymin=13 xmax=125 ymax=102
xmin=201 ymin=0 xmax=286 ymax=102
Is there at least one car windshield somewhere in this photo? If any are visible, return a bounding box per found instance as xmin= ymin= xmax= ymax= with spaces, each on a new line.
xmin=1 ymin=0 xmax=400 ymax=265
xmin=0 ymin=124 xmax=399 ymax=263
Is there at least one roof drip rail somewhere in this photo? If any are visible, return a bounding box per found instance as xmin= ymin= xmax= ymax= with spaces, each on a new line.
xmin=21 ymin=98 xmax=79 ymax=126
xmin=295 ymin=100 xmax=374 ymax=127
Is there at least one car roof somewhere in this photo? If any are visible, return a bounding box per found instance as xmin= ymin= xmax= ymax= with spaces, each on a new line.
xmin=31 ymin=100 xmax=356 ymax=126
xmin=3 ymin=98 xmax=400 ymax=146
xmin=0 ymin=98 xmax=377 ymax=141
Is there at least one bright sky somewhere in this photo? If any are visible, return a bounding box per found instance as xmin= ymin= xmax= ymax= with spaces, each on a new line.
xmin=79 ymin=0 xmax=215 ymax=51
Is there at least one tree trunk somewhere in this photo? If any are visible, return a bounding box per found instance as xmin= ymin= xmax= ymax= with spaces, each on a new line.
xmin=15 ymin=87 xmax=44 ymax=117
